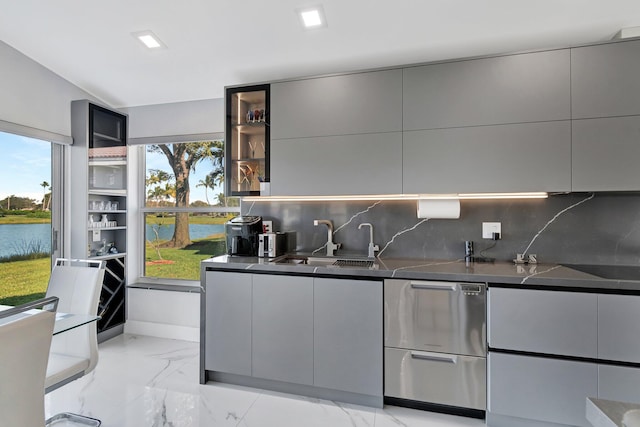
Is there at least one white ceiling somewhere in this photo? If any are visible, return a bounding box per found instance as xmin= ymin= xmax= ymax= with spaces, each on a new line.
xmin=1 ymin=0 xmax=639 ymax=108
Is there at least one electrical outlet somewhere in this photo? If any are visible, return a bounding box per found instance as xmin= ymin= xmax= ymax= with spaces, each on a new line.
xmin=482 ymin=222 xmax=501 ymax=239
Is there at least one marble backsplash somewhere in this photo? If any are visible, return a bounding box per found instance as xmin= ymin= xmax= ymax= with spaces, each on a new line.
xmin=241 ymin=193 xmax=640 ymax=266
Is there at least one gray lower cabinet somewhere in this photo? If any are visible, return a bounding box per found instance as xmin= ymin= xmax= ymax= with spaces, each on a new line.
xmin=403 ymin=121 xmax=571 ymax=194
xmin=252 ymin=274 xmax=314 ymax=385
xmin=488 ymin=288 xmax=597 ymax=358
xmin=598 ymin=365 xmax=640 ymax=404
xmin=571 ymin=39 xmax=640 ymax=119
xmin=270 ymin=132 xmax=402 ymax=196
xmin=270 ymin=69 xmax=402 ymax=139
xmin=313 ymin=278 xmax=382 ymax=395
xmin=598 ymin=294 xmax=640 ymax=363
xmin=488 ymin=352 xmax=597 ymax=427
xmin=572 ymin=116 xmax=640 ymax=191
xmin=204 ymin=271 xmax=252 ymax=376
xmin=403 ymin=49 xmax=570 ymax=131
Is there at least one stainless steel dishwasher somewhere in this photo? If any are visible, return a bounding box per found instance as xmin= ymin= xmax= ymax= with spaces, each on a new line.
xmin=384 ymin=279 xmax=486 ymax=415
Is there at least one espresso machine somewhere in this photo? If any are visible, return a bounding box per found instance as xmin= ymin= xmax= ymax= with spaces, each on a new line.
xmin=225 ymin=216 xmax=262 ymax=256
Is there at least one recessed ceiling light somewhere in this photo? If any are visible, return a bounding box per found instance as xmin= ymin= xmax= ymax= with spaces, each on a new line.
xmin=297 ymin=5 xmax=327 ymax=29
xmin=131 ymin=30 xmax=166 ymax=49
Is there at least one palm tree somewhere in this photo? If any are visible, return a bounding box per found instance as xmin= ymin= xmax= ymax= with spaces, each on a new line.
xmin=196 ymin=175 xmax=215 ymax=205
xmin=40 ymin=181 xmax=49 ymax=211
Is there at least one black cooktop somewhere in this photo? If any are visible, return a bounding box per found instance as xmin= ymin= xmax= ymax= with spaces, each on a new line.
xmin=564 ymin=264 xmax=640 ymax=281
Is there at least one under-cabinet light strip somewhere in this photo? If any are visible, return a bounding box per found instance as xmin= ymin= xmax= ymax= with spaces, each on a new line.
xmin=242 ymin=192 xmax=548 ymax=202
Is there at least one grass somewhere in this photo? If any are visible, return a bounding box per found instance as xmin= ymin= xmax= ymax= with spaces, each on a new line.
xmin=0 ymin=257 xmax=50 ymax=305
xmin=0 ymin=214 xmax=51 ymax=224
xmin=145 ymin=233 xmax=227 ymax=280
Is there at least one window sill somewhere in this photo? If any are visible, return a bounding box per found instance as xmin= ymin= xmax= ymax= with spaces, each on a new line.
xmin=127 ymin=281 xmax=201 ymax=293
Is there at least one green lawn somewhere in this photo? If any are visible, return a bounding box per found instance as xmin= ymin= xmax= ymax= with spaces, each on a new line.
xmin=0 ymin=214 xmax=51 ymax=224
xmin=0 ymin=258 xmax=50 ymax=305
xmin=145 ymin=234 xmax=227 ymax=280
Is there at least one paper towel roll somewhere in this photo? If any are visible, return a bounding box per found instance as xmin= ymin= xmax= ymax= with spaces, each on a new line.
xmin=417 ymin=199 xmax=461 ymax=219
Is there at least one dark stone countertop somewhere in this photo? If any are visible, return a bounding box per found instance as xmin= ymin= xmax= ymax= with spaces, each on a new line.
xmin=202 ymin=254 xmax=640 ymax=292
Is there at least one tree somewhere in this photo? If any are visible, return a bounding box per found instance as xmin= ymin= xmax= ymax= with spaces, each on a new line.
xmin=196 ymin=174 xmax=215 ymax=205
xmin=146 ymin=169 xmax=175 ymax=207
xmin=40 ymin=181 xmax=49 ymax=211
xmin=147 ymin=141 xmax=224 ymax=247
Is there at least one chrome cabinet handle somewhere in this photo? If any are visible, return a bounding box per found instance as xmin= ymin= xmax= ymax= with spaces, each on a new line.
xmin=409 ymin=281 xmax=457 ymax=291
xmin=410 ymin=351 xmax=458 ymax=364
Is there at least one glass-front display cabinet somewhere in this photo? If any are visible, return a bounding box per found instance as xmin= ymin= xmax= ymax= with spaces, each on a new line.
xmin=225 ymin=84 xmax=270 ymax=196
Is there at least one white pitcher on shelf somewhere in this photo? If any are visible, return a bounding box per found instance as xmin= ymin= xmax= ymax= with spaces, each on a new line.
xmin=101 ymin=214 xmax=108 ymax=226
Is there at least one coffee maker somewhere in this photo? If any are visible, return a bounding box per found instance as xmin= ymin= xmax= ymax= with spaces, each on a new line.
xmin=225 ymin=216 xmax=262 ymax=256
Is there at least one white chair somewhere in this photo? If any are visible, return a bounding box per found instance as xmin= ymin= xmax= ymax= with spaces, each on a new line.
xmin=44 ymin=258 xmax=104 ymax=426
xmin=45 ymin=258 xmax=105 ymax=391
xmin=0 ymin=296 xmax=59 ymax=427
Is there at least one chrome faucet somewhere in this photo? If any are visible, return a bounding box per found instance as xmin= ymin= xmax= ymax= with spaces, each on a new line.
xmin=358 ymin=223 xmax=379 ymax=259
xmin=314 ymin=219 xmax=341 ymax=256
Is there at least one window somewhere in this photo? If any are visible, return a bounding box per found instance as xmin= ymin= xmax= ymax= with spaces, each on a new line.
xmin=0 ymin=131 xmax=58 ymax=305
xmin=142 ymin=140 xmax=239 ymax=280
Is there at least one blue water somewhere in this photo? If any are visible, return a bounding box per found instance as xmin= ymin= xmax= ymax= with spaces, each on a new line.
xmin=0 ymin=223 xmax=51 ymax=258
xmin=145 ymin=223 xmax=225 ymax=241
xmin=0 ymin=223 xmax=223 ymax=258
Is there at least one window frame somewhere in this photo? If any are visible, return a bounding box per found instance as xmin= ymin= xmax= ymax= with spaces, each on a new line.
xmin=137 ymin=138 xmax=239 ymax=285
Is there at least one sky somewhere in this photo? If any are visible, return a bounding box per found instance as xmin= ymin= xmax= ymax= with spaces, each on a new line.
xmin=0 ymin=131 xmax=223 ymax=205
xmin=0 ymin=131 xmax=51 ymax=202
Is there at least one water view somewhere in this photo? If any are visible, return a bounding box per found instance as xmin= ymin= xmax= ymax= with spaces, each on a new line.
xmin=0 ymin=223 xmax=51 ymax=258
xmin=145 ymin=223 xmax=225 ymax=241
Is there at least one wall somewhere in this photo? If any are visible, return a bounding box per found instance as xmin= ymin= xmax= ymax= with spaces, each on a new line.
xmin=123 ymin=98 xmax=224 ymax=140
xmin=242 ymin=193 xmax=640 ymax=266
xmin=0 ymin=40 xmax=97 ymax=140
xmin=122 ymin=98 xmax=225 ymax=341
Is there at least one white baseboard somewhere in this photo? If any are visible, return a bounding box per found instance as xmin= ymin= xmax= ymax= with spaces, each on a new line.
xmin=124 ymin=320 xmax=199 ymax=342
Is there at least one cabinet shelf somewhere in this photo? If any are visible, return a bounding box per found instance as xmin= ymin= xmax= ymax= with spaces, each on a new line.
xmin=87 ymin=226 xmax=126 ymax=231
xmin=89 ymin=160 xmax=127 ymax=166
xmin=234 ymin=157 xmax=266 ymax=163
xmin=89 ymin=189 xmax=127 ymax=196
xmin=93 ymin=131 xmax=123 ymax=143
xmin=88 ymin=210 xmax=126 ymax=214
xmin=90 ymin=252 xmax=127 ymax=261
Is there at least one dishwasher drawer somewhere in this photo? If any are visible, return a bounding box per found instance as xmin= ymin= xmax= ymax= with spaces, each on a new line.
xmin=385 ymin=347 xmax=486 ymax=410
xmin=384 ymin=279 xmax=486 ymax=357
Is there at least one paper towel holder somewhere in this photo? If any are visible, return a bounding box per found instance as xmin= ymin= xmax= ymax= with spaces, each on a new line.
xmin=417 ymin=198 xmax=461 ymax=219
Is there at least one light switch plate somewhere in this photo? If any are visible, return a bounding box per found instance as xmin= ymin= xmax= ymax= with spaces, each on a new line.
xmin=482 ymin=222 xmax=501 ymax=239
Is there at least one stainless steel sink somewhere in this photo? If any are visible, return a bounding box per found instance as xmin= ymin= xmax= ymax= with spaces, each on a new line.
xmin=273 ymin=255 xmax=376 ymax=268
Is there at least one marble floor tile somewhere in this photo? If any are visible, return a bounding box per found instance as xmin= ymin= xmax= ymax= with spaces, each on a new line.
xmin=45 ymin=334 xmax=487 ymax=427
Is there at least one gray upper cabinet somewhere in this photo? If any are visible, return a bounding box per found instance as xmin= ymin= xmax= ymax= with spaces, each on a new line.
xmin=270 ymin=69 xmax=402 ymax=139
xmin=313 ymin=278 xmax=382 ymax=396
xmin=270 ymin=132 xmax=402 ymax=196
xmin=572 ymin=116 xmax=640 ymax=191
xmin=403 ymin=121 xmax=571 ymax=194
xmin=571 ymin=39 xmax=640 ymax=119
xmin=252 ymin=274 xmax=314 ymax=385
xmin=204 ymin=271 xmax=252 ymax=376
xmin=403 ymin=49 xmax=571 ymax=131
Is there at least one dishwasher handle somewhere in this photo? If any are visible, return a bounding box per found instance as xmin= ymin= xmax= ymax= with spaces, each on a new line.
xmin=410 ymin=350 xmax=458 ymax=364
xmin=410 ymin=281 xmax=457 ymax=291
